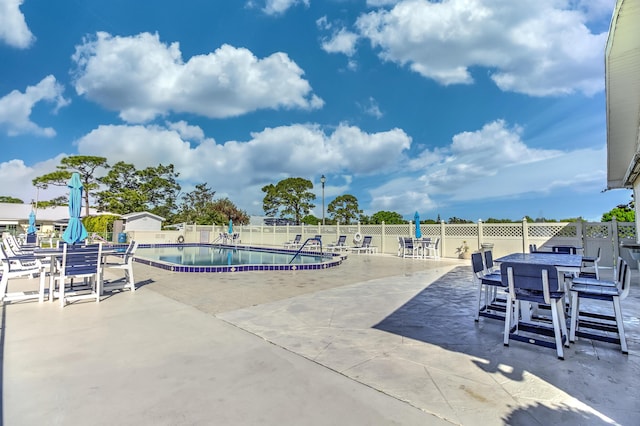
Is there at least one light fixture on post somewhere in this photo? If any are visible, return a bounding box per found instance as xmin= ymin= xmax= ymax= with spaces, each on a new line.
xmin=320 ymin=174 xmax=326 ymax=226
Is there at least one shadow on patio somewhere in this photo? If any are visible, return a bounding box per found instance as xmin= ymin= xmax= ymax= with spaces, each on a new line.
xmin=373 ymin=266 xmax=640 ymax=425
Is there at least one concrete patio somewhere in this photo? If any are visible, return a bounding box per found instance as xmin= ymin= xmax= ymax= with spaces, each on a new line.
xmin=1 ymin=254 xmax=638 ymax=425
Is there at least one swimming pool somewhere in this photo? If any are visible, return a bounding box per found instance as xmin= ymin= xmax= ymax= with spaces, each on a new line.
xmin=134 ymin=244 xmax=344 ymax=272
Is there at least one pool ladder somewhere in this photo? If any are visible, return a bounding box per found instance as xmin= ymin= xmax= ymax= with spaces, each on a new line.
xmin=289 ymin=237 xmax=323 ymax=264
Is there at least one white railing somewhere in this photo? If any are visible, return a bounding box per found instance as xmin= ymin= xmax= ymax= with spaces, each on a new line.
xmin=127 ymin=218 xmax=637 ymax=268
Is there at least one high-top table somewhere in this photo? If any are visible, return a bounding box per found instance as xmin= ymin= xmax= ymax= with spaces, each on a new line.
xmin=495 ymin=252 xmax=582 ymax=277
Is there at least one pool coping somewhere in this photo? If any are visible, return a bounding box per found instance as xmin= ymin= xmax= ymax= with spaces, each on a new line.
xmin=132 ymin=243 xmax=346 ymax=273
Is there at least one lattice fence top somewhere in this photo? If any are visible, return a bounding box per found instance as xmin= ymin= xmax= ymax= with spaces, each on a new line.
xmin=445 ymin=225 xmax=478 ymax=237
xmin=482 ymin=224 xmax=522 ymax=238
xmin=528 ymin=223 xmax=576 ymax=238
xmin=618 ymin=223 xmax=637 ymax=239
xmin=585 ymin=223 xmax=610 ymax=239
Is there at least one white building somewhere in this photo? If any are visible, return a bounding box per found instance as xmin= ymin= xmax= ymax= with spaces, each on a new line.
xmin=605 ymin=0 xmax=640 ymax=241
xmin=0 ymin=203 xmax=113 ymax=236
xmin=121 ymin=212 xmax=165 ymax=232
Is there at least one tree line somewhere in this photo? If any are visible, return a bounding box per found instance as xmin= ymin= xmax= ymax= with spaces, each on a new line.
xmin=1 ymin=160 xmax=635 ymax=227
xmin=28 ymin=155 xmax=249 ymax=228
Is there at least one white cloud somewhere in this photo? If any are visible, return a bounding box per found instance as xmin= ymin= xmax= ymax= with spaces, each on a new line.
xmin=0 ymin=156 xmax=68 ymax=202
xmin=165 ymin=120 xmax=205 ymax=142
xmin=358 ymin=97 xmax=383 ymax=118
xmin=355 ymin=0 xmax=607 ymax=96
xmin=316 ymin=16 xmax=331 ymax=30
xmin=0 ymin=75 xmax=70 ymax=137
xmin=321 ymin=28 xmax=359 ymax=56
xmin=366 ymin=0 xmax=399 ymax=7
xmin=73 ymin=122 xmax=411 ymax=214
xmin=0 ymin=0 xmax=35 ymax=48
xmin=368 ymin=119 xmax=605 ymax=215
xmin=262 ymin=0 xmax=309 ymax=15
xmin=71 ymin=32 xmax=323 ymax=123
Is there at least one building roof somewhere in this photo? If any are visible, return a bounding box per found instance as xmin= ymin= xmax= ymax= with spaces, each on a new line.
xmin=606 ymin=0 xmax=640 ymax=188
xmin=121 ymin=211 xmax=166 ymax=222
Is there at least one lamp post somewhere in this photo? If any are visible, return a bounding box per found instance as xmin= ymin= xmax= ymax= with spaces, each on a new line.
xmin=320 ymin=175 xmax=326 ymax=226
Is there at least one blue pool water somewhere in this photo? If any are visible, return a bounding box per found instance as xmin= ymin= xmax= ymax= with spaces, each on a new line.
xmin=138 ymin=245 xmax=324 ymax=266
xmin=134 ymin=244 xmax=343 ymax=273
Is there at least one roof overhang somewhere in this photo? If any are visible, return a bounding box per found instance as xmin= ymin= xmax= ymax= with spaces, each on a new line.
xmin=606 ymin=0 xmax=640 ymax=189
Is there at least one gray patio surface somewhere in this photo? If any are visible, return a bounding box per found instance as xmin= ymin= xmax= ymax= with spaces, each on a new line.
xmin=1 ymin=254 xmax=638 ymax=425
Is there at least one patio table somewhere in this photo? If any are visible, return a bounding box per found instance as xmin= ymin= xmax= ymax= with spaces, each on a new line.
xmin=496 ymin=252 xmax=582 ymax=276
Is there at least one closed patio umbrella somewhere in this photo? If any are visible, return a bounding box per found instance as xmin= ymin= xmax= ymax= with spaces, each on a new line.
xmin=228 ymin=219 xmax=233 ymax=234
xmin=27 ymin=210 xmax=36 ymax=234
xmin=62 ymin=172 xmax=88 ymax=245
xmin=414 ymin=211 xmax=422 ymax=239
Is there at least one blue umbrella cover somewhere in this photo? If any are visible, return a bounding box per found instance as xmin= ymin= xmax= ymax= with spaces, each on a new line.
xmin=228 ymin=219 xmax=233 ymax=234
xmin=27 ymin=210 xmax=37 ymax=234
xmin=62 ymin=172 xmax=88 ymax=244
xmin=414 ymin=211 xmax=422 ymax=239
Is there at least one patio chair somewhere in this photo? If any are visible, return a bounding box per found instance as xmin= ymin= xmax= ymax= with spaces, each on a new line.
xmin=483 ymin=250 xmax=501 ymax=274
xmin=351 ymin=236 xmax=376 ymax=254
xmin=579 ymin=247 xmax=601 ymax=279
xmin=501 ymin=261 xmax=569 ymax=360
xmin=284 ymin=234 xmax=302 ymax=249
xmin=472 ymin=252 xmax=505 ymax=321
xmin=0 ymin=244 xmax=46 ymax=303
xmin=103 ymin=240 xmax=138 ymax=294
xmin=423 ymin=238 xmax=440 ymax=258
xmin=51 ymin=243 xmax=103 ymax=307
xmin=401 ymin=237 xmax=418 ymax=258
xmin=552 ymin=245 xmax=578 ymax=254
xmin=569 ymin=257 xmax=630 ymax=353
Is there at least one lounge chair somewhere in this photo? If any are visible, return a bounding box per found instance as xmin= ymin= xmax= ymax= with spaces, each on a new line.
xmin=327 ymin=235 xmax=348 ymax=252
xmin=351 ymin=236 xmax=376 ymax=254
xmin=0 ymin=244 xmax=46 ymax=303
xmin=284 ymin=234 xmax=302 ymax=249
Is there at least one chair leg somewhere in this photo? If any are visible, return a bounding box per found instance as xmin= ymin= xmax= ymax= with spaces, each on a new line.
xmin=558 ymin=300 xmax=570 ymax=348
xmin=550 ymin=300 xmax=565 ymax=359
xmin=504 ymin=294 xmax=515 ymax=346
xmin=59 ymin=279 xmax=66 ymax=307
xmin=475 ymin=283 xmax=483 ymax=321
xmin=612 ymin=296 xmax=628 ymax=354
xmin=569 ymin=291 xmax=579 ymax=343
xmin=38 ymin=272 xmax=46 ymax=303
xmin=0 ymin=275 xmax=8 ymax=301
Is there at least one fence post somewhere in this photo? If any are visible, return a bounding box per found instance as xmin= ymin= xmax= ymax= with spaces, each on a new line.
xmin=522 ymin=217 xmax=529 ymax=253
xmin=478 ymin=219 xmax=483 ymax=249
xmin=440 ymin=220 xmax=446 ymax=256
xmin=576 ymin=220 xmax=584 ymax=250
xmin=381 ymin=221 xmax=386 ymax=253
xmin=612 ymin=217 xmax=620 ymax=263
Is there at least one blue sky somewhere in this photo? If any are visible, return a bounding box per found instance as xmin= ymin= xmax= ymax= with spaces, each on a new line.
xmin=0 ymin=0 xmax=632 ymax=221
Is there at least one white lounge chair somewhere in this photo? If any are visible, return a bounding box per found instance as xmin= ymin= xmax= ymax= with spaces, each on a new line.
xmin=351 ymin=236 xmax=376 ymax=254
xmin=284 ymin=234 xmax=302 ymax=249
xmin=0 ymin=244 xmax=46 ymax=303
